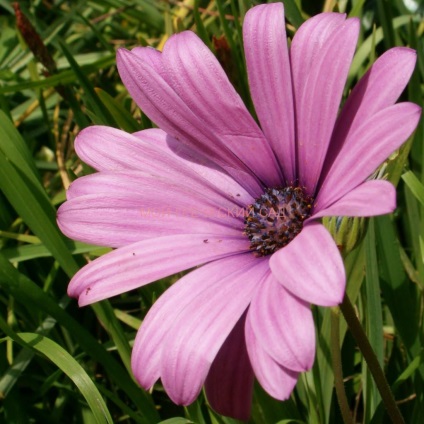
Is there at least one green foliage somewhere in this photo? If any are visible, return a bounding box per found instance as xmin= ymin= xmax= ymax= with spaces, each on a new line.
xmin=0 ymin=0 xmax=423 ymax=423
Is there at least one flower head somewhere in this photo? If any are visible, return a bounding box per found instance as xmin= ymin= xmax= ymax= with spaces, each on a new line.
xmin=57 ymin=3 xmax=421 ymax=420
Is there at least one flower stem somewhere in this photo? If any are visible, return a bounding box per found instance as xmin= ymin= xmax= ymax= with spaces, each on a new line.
xmin=339 ymin=293 xmax=405 ymax=424
xmin=331 ymin=307 xmax=354 ymax=424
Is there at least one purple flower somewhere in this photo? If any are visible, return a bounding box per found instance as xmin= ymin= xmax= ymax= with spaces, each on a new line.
xmin=57 ymin=3 xmax=421 ymax=420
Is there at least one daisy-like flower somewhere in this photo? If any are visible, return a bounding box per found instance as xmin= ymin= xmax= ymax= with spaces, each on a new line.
xmin=57 ymin=3 xmax=421 ymax=420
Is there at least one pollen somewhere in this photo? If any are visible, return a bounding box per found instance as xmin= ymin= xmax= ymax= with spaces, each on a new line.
xmin=244 ymin=186 xmax=313 ymax=256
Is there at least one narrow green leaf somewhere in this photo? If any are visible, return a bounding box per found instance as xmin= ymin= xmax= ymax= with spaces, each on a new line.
xmin=0 ymin=230 xmax=40 ymax=244
xmin=317 ymin=242 xmax=366 ymax=420
xmin=364 ymin=220 xmax=384 ymax=366
xmin=276 ymin=420 xmax=306 ymax=424
xmin=350 ymin=16 xmax=414 ymax=79
xmin=402 ymin=170 xmax=424 ymax=207
xmin=376 ymin=0 xmax=396 ymax=49
xmin=375 ymin=215 xmax=420 ymax=356
xmin=0 ymin=110 xmax=40 ymax=184
xmin=2 ymin=241 xmax=108 ymax=263
xmin=0 ymin=253 xmax=160 ymax=422
xmin=95 ymin=88 xmax=141 ymax=132
xmin=363 ymin=219 xmax=383 ymax=418
xmin=16 ymin=332 xmax=114 ymax=424
xmin=0 ymin=55 xmax=115 ymax=94
xmin=391 ymin=350 xmax=424 ymax=393
xmin=0 ymin=112 xmax=79 ymax=277
xmin=251 ymin=382 xmax=301 ymax=423
xmin=59 ymin=42 xmax=117 ymax=127
xmin=348 ymin=0 xmax=366 ymax=17
xmin=114 ymin=309 xmax=142 ymax=330
xmin=193 ymin=0 xmax=213 ymax=49
xmin=278 ymin=0 xmax=304 ymax=29
xmin=92 ymin=301 xmax=132 ymax=375
xmin=185 ymin=398 xmax=208 ymax=424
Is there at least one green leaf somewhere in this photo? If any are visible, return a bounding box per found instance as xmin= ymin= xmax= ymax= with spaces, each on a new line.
xmin=95 ymin=88 xmax=141 ymax=132
xmin=16 ymin=332 xmax=114 ymax=424
xmin=92 ymin=301 xmax=132 ymax=375
xmin=363 ymin=219 xmax=383 ymax=420
xmin=59 ymin=42 xmax=118 ymax=127
xmin=375 ymin=215 xmax=420 ymax=356
xmin=0 ymin=55 xmax=115 ymax=94
xmin=350 ymin=15 xmax=415 ymax=79
xmin=193 ymin=0 xmax=213 ymax=49
xmin=0 ymin=253 xmax=160 ymax=422
xmin=2 ymin=241 xmax=109 ymax=263
xmin=402 ymin=170 xmax=424 ymax=207
xmin=348 ymin=0 xmax=366 ymax=17
xmin=0 ymin=111 xmax=79 ymax=277
xmin=392 ymin=350 xmax=424 ymax=393
xmin=279 ymin=0 xmax=304 ymax=29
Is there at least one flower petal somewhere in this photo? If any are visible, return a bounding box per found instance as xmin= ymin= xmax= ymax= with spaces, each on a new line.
xmin=247 ymin=273 xmax=315 ymax=372
xmin=65 ymin=171 xmax=247 ymax=225
xmin=313 ymin=180 xmax=396 ymax=218
xmin=131 ymin=130 xmax=254 ymax=207
xmin=243 ymin=2 xmax=295 ymax=182
xmin=74 ymin=125 xmax=166 ymax=172
xmin=130 ymin=46 xmax=168 ymax=79
xmin=290 ymin=13 xmax=346 ymax=96
xmin=131 ymin=254 xmax=268 ymax=396
xmin=75 ymin=126 xmax=254 ymax=207
xmin=163 ymin=31 xmax=282 ymax=187
xmin=291 ymin=14 xmax=360 ymax=193
xmin=59 ymin=166 xmax=244 ymax=248
xmin=131 ymin=128 xmax=219 ymax=171
xmin=204 ymin=314 xmax=254 ymax=421
xmin=270 ymin=222 xmax=345 ymax=306
xmin=68 ymin=234 xmax=250 ymax=306
xmin=160 ymin=255 xmax=269 ymax=405
xmin=117 ymin=48 xmax=262 ymax=196
xmin=245 ymin=314 xmax=298 ymax=400
xmin=316 ymin=102 xmax=421 ymax=209
xmin=58 ymin=193 xmax=238 ymax=248
xmin=323 ymin=47 xmax=418 ymax=171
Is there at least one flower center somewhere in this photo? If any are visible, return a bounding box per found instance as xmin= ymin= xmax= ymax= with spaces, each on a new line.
xmin=244 ymin=186 xmax=313 ymax=256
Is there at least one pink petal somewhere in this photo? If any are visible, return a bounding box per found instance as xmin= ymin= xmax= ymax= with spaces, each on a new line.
xmin=160 ymin=256 xmax=269 ymax=405
xmin=130 ymin=46 xmax=168 ymax=79
xmin=59 ymin=167 xmax=243 ymax=248
xmin=131 ymin=128 xmax=220 ymax=171
xmin=243 ymin=3 xmax=295 ymax=182
xmin=245 ymin=315 xmax=298 ymax=400
xmin=290 ymin=13 xmax=346 ymax=96
xmin=58 ymin=193 xmax=238 ymax=248
xmin=204 ymin=314 xmax=254 ymax=421
xmin=74 ymin=126 xmax=253 ymax=207
xmin=131 ymin=254 xmax=267 ymax=395
xmin=323 ymin=47 xmax=418 ymax=170
xmin=68 ymin=234 xmax=250 ymax=306
xmin=116 ymin=48 xmax=263 ymax=196
xmin=247 ymin=273 xmax=315 ymax=372
xmin=291 ymin=14 xmax=360 ymax=193
xmin=163 ymin=31 xmax=282 ymax=187
xmin=317 ymin=102 xmax=421 ymax=209
xmin=74 ymin=125 xmax=164 ymax=172
xmin=313 ymin=180 xmax=396 ymax=218
xmin=269 ymin=222 xmax=345 ymax=306
xmin=131 ymin=130 xmax=254 ymax=207
xmin=65 ymin=171 xmax=246 ymax=226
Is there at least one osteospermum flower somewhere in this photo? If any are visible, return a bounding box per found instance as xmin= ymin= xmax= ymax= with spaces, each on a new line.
xmin=57 ymin=3 xmax=421 ymax=420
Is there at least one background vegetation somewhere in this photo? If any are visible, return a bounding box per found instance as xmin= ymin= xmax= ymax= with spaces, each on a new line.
xmin=0 ymin=0 xmax=423 ymax=423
